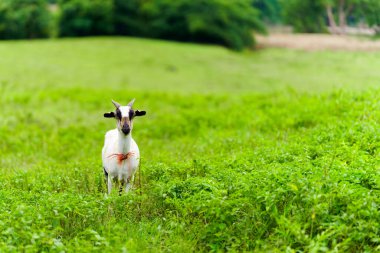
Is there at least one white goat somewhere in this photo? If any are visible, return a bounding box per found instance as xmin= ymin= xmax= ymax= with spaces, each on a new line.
xmin=102 ymin=99 xmax=146 ymax=194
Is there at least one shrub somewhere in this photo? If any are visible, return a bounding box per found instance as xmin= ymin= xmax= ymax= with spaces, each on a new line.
xmin=58 ymin=0 xmax=113 ymax=37
xmin=113 ymin=0 xmax=144 ymax=36
xmin=281 ymin=0 xmax=326 ymax=33
xmin=58 ymin=0 xmax=264 ymax=49
xmin=253 ymin=0 xmax=282 ymax=24
xmin=0 ymin=0 xmax=51 ymax=39
xmin=114 ymin=0 xmax=265 ymax=50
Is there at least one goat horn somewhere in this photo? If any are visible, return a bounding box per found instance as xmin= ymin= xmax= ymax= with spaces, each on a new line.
xmin=127 ymin=98 xmax=136 ymax=107
xmin=112 ymin=99 xmax=121 ymax=108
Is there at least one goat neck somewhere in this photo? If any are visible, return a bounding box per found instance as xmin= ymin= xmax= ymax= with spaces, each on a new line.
xmin=117 ymin=131 xmax=132 ymax=154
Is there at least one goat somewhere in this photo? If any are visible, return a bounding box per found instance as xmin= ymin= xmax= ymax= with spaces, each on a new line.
xmin=102 ymin=99 xmax=146 ymax=194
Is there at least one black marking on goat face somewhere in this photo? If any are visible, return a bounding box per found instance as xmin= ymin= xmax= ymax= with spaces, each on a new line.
xmin=129 ymin=109 xmax=135 ymax=119
xmin=116 ymin=108 xmax=122 ymax=119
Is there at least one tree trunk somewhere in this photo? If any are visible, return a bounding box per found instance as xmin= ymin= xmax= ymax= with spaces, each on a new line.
xmin=338 ymin=0 xmax=346 ymax=34
xmin=326 ymin=5 xmax=338 ymax=34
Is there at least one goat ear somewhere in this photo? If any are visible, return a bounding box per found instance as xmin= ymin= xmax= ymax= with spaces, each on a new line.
xmin=135 ymin=110 xmax=146 ymax=117
xmin=104 ymin=112 xmax=115 ymax=118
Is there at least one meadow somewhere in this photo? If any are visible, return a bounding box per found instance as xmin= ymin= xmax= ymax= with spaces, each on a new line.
xmin=1 ymin=37 xmax=380 ymax=252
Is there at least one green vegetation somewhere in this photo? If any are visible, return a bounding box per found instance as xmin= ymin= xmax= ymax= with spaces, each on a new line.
xmin=1 ymin=37 xmax=380 ymax=93
xmin=58 ymin=0 xmax=114 ymax=37
xmin=0 ymin=0 xmax=51 ymax=39
xmin=0 ymin=0 xmax=264 ymax=50
xmin=281 ymin=0 xmax=326 ymax=33
xmin=280 ymin=0 xmax=380 ymax=34
xmin=359 ymin=0 xmax=380 ymax=34
xmin=59 ymin=0 xmax=264 ymax=50
xmin=253 ymin=0 xmax=282 ymax=24
xmin=1 ymin=37 xmax=380 ymax=251
xmin=138 ymin=0 xmax=265 ymax=50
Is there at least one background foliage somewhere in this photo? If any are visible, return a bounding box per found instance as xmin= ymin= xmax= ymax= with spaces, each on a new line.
xmin=2 ymin=0 xmax=380 ymax=44
xmin=281 ymin=0 xmax=326 ymax=33
xmin=67 ymin=0 xmax=265 ymax=50
xmin=0 ymin=0 xmax=51 ymax=39
xmin=113 ymin=0 xmax=142 ymax=36
xmin=58 ymin=0 xmax=113 ymax=37
xmin=253 ymin=0 xmax=282 ymax=24
xmin=359 ymin=0 xmax=380 ymax=34
xmin=140 ymin=0 xmax=265 ymax=50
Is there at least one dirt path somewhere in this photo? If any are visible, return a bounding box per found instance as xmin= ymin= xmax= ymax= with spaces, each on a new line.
xmin=256 ymin=33 xmax=380 ymax=51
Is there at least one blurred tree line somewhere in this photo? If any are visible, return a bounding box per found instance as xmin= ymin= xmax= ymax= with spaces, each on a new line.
xmin=1 ymin=0 xmax=380 ymax=48
xmin=253 ymin=0 xmax=282 ymax=24
xmin=282 ymin=0 xmax=380 ymax=34
xmin=0 ymin=0 xmax=265 ymax=50
xmin=0 ymin=0 xmax=51 ymax=39
xmin=254 ymin=0 xmax=380 ymax=34
xmin=59 ymin=0 xmax=265 ymax=50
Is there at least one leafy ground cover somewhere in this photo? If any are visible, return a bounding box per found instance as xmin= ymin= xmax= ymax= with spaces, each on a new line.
xmin=1 ymin=37 xmax=380 ymax=252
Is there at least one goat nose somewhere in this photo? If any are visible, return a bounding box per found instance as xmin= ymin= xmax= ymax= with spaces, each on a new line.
xmin=122 ymin=126 xmax=130 ymax=135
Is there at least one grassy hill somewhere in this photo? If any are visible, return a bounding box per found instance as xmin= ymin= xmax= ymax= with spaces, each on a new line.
xmin=1 ymin=37 xmax=380 ymax=94
xmin=1 ymin=37 xmax=380 ymax=252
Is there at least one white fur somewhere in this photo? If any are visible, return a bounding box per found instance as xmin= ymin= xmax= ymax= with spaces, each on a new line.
xmin=102 ymin=129 xmax=140 ymax=194
xmin=119 ymin=106 xmax=130 ymax=117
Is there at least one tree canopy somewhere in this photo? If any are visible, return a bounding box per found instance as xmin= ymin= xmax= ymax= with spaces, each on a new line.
xmin=0 ymin=0 xmax=51 ymax=39
xmin=280 ymin=0 xmax=380 ymax=34
xmin=281 ymin=0 xmax=326 ymax=33
xmin=253 ymin=0 xmax=282 ymax=24
xmin=61 ymin=0 xmax=266 ymax=50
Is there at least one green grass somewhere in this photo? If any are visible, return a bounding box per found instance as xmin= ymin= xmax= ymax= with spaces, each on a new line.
xmin=1 ymin=37 xmax=380 ymax=252
xmin=1 ymin=37 xmax=380 ymax=94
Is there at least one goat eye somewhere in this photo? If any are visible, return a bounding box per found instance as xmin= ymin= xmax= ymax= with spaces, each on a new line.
xmin=129 ymin=110 xmax=135 ymax=119
xmin=116 ymin=110 xmax=122 ymax=119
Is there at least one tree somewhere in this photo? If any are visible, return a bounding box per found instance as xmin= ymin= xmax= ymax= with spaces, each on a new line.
xmin=114 ymin=0 xmax=265 ymax=50
xmin=323 ymin=0 xmax=362 ymax=34
xmin=113 ymin=0 xmax=144 ymax=36
xmin=253 ymin=0 xmax=282 ymax=24
xmin=281 ymin=0 xmax=326 ymax=33
xmin=358 ymin=0 xmax=380 ymax=34
xmin=0 ymin=0 xmax=51 ymax=39
xmin=58 ymin=0 xmax=113 ymax=37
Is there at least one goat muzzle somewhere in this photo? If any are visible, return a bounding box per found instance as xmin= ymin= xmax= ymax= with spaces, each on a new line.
xmin=122 ymin=126 xmax=130 ymax=135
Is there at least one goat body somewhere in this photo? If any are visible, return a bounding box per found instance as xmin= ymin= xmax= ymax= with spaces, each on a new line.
xmin=102 ymin=99 xmax=146 ymax=194
xmin=102 ymin=129 xmax=140 ymax=193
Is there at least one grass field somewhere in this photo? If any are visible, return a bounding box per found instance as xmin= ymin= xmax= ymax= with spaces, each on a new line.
xmin=1 ymin=37 xmax=380 ymax=252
